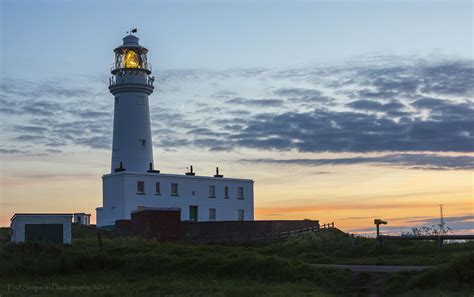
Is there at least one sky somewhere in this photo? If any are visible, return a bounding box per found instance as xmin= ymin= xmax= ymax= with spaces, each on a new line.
xmin=0 ymin=0 xmax=473 ymax=235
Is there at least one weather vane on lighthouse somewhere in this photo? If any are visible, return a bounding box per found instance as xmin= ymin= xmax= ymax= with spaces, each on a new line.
xmin=126 ymin=27 xmax=138 ymax=35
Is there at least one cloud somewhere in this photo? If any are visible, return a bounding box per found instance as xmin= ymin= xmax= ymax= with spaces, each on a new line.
xmin=351 ymin=60 xmax=474 ymax=99
xmin=346 ymin=99 xmax=411 ymax=117
xmin=226 ymin=97 xmax=285 ymax=107
xmin=0 ymin=79 xmax=96 ymax=99
xmin=1 ymin=57 xmax=473 ymax=157
xmin=419 ymin=61 xmax=474 ymax=97
xmin=407 ymin=215 xmax=474 ymax=225
xmin=273 ymin=88 xmax=332 ymax=104
xmin=0 ymin=148 xmax=28 ymax=155
xmin=13 ymin=125 xmax=49 ymax=134
xmin=243 ymin=154 xmax=474 ymax=170
xmin=231 ymin=100 xmax=474 ymax=152
xmin=255 ymin=201 xmax=453 ymax=216
xmin=348 ymin=214 xmax=474 ymax=234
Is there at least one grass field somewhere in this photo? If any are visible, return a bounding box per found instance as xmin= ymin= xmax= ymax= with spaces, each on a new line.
xmin=0 ymin=226 xmax=472 ymax=296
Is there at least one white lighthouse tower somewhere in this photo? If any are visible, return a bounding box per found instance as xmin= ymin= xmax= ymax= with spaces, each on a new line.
xmin=96 ymin=32 xmax=254 ymax=228
xmin=109 ymin=33 xmax=155 ymax=173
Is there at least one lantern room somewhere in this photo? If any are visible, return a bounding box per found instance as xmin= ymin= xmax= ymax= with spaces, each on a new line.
xmin=111 ymin=34 xmax=151 ymax=74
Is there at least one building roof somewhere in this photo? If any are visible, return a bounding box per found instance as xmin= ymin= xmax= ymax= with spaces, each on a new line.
xmin=11 ymin=213 xmax=72 ymax=221
xmin=73 ymin=213 xmax=91 ymax=216
xmin=114 ymin=34 xmax=148 ymax=53
xmin=103 ymin=171 xmax=254 ymax=183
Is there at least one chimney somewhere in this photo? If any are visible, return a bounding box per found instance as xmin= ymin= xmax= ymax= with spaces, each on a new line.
xmin=147 ymin=162 xmax=160 ymax=173
xmin=114 ymin=161 xmax=126 ymax=172
xmin=186 ymin=165 xmax=195 ymax=176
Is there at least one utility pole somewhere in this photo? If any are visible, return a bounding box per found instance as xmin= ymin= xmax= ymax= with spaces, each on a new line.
xmin=439 ymin=204 xmax=445 ymax=234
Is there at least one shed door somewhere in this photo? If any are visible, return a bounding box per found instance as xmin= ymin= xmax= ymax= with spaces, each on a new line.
xmin=25 ymin=224 xmax=63 ymax=244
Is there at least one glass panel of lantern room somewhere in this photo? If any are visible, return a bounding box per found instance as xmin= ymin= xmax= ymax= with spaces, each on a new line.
xmin=124 ymin=49 xmax=140 ymax=68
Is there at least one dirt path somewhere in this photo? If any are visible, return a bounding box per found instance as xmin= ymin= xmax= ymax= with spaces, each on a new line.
xmin=313 ymin=264 xmax=432 ymax=296
xmin=349 ymin=272 xmax=386 ymax=297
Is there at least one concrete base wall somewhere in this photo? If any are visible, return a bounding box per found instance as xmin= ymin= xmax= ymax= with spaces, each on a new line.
xmin=114 ymin=209 xmax=319 ymax=243
xmin=131 ymin=209 xmax=181 ymax=241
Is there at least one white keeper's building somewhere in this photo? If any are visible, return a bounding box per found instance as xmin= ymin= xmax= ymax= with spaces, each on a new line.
xmin=96 ymin=33 xmax=254 ymax=228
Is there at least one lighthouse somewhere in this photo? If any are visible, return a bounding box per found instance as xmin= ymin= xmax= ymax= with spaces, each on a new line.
xmin=96 ymin=32 xmax=254 ymax=228
xmin=109 ymin=33 xmax=155 ymax=173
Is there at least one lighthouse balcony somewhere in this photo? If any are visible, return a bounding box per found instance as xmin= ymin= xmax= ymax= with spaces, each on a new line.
xmin=109 ymin=74 xmax=154 ymax=87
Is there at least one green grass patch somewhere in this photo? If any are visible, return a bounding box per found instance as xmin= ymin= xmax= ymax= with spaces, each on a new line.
xmin=382 ymin=252 xmax=474 ymax=296
xmin=1 ymin=226 xmax=473 ymax=296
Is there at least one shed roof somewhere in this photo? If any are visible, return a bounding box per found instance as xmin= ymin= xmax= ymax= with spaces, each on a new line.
xmin=11 ymin=213 xmax=72 ymax=222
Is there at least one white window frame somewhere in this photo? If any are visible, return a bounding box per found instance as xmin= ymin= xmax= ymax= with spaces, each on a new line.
xmin=209 ymin=185 xmax=216 ymax=198
xmin=137 ymin=181 xmax=145 ymax=194
xmin=155 ymin=182 xmax=161 ymax=195
xmin=171 ymin=183 xmax=179 ymax=196
xmin=237 ymin=187 xmax=244 ymax=199
xmin=238 ymin=209 xmax=244 ymax=221
xmin=224 ymin=186 xmax=229 ymax=199
xmin=209 ymin=208 xmax=216 ymax=221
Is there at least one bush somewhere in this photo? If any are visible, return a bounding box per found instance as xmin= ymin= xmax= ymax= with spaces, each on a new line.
xmin=446 ymin=251 xmax=474 ymax=283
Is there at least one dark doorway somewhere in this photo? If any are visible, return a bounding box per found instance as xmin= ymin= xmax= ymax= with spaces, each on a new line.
xmin=25 ymin=224 xmax=63 ymax=244
xmin=189 ymin=206 xmax=198 ymax=222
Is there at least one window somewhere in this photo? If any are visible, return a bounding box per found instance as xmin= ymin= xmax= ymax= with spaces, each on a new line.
xmin=138 ymin=138 xmax=146 ymax=148
xmin=237 ymin=187 xmax=244 ymax=199
xmin=155 ymin=182 xmax=161 ymax=195
xmin=224 ymin=186 xmax=229 ymax=199
xmin=77 ymin=216 xmax=81 ymax=222
xmin=209 ymin=209 xmax=216 ymax=221
xmin=171 ymin=183 xmax=179 ymax=196
xmin=137 ymin=181 xmax=145 ymax=194
xmin=209 ymin=185 xmax=216 ymax=198
xmin=238 ymin=209 xmax=244 ymax=221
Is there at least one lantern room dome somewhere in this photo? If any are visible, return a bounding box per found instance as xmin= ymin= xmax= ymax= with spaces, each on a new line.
xmin=114 ymin=34 xmax=148 ymax=54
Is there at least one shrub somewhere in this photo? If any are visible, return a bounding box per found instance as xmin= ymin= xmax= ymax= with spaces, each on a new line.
xmin=446 ymin=251 xmax=474 ymax=283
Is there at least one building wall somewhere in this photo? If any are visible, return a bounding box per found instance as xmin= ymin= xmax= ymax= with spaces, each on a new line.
xmin=131 ymin=209 xmax=181 ymax=241
xmin=10 ymin=215 xmax=72 ymax=244
xmin=182 ymin=220 xmax=320 ymax=243
xmin=98 ymin=174 xmax=126 ymax=227
xmin=73 ymin=213 xmax=91 ymax=225
xmin=97 ymin=172 xmax=254 ymax=227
